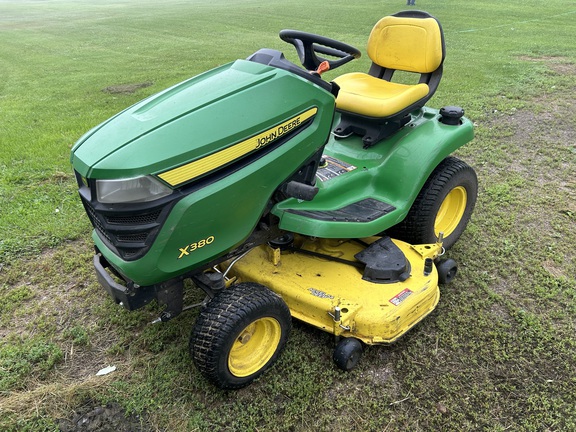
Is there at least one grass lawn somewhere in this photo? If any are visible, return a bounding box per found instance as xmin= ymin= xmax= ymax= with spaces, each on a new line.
xmin=1 ymin=0 xmax=575 ymax=430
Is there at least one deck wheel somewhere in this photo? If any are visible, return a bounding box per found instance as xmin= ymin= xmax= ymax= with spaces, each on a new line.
xmin=333 ymin=338 xmax=363 ymax=371
xmin=437 ymin=258 xmax=458 ymax=284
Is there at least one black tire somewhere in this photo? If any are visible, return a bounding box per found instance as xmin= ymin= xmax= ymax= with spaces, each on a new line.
xmin=437 ymin=258 xmax=458 ymax=284
xmin=387 ymin=157 xmax=477 ymax=250
xmin=189 ymin=283 xmax=291 ymax=389
xmin=333 ymin=338 xmax=363 ymax=371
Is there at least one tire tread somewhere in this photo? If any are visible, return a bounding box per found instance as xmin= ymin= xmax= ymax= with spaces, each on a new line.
xmin=190 ymin=283 xmax=291 ymax=389
xmin=387 ymin=156 xmax=477 ymax=249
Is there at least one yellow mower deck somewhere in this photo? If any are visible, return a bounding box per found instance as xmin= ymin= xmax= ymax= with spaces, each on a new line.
xmin=222 ymin=236 xmax=444 ymax=345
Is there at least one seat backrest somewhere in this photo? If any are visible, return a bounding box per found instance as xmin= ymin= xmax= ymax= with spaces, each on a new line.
xmin=367 ymin=11 xmax=445 ymax=75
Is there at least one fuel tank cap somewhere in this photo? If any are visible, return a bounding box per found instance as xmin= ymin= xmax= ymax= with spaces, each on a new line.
xmin=439 ymin=106 xmax=465 ymax=125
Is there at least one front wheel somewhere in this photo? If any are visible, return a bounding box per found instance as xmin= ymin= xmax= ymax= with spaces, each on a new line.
xmin=189 ymin=283 xmax=291 ymax=389
xmin=387 ymin=157 xmax=477 ymax=250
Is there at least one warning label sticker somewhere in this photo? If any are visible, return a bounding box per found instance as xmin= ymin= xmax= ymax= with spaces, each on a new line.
xmin=389 ymin=289 xmax=413 ymax=306
xmin=316 ymin=155 xmax=357 ymax=182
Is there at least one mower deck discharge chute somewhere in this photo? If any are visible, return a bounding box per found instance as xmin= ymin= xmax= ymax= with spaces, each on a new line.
xmin=71 ymin=10 xmax=478 ymax=389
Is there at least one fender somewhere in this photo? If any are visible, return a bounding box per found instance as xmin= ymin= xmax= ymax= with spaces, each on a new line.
xmin=273 ymin=107 xmax=474 ymax=238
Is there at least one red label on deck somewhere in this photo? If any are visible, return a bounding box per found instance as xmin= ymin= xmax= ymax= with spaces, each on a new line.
xmin=390 ymin=288 xmax=413 ymax=306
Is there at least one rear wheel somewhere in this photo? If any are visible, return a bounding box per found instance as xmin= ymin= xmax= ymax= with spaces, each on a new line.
xmin=387 ymin=157 xmax=477 ymax=250
xmin=190 ymin=283 xmax=291 ymax=389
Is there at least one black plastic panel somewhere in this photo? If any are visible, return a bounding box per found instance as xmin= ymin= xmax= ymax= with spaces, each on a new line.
xmin=287 ymin=198 xmax=395 ymax=222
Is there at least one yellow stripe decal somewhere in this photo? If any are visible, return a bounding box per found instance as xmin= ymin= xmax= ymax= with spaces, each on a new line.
xmin=158 ymin=107 xmax=318 ymax=187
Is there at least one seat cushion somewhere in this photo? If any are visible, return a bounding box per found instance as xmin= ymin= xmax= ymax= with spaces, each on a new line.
xmin=333 ymin=72 xmax=429 ymax=117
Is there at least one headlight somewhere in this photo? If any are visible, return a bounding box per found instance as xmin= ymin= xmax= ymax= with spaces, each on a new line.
xmin=96 ymin=176 xmax=173 ymax=203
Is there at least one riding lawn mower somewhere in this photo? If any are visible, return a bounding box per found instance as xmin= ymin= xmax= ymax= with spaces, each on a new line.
xmin=71 ymin=10 xmax=478 ymax=389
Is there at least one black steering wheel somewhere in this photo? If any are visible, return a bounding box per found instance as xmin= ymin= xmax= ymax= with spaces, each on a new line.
xmin=279 ymin=30 xmax=361 ymax=72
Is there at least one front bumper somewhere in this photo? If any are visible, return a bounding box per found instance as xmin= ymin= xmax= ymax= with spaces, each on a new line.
xmin=93 ymin=253 xmax=156 ymax=311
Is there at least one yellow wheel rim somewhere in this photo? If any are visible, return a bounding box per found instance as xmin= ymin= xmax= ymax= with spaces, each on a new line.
xmin=434 ymin=186 xmax=467 ymax=237
xmin=228 ymin=317 xmax=282 ymax=378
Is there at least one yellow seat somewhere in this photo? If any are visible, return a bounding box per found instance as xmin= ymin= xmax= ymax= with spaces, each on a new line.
xmin=334 ymin=74 xmax=430 ymax=117
xmin=333 ymin=11 xmax=445 ymax=146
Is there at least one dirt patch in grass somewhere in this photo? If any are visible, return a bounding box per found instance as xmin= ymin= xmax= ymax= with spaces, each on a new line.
xmin=102 ymin=82 xmax=153 ymax=95
xmin=58 ymin=401 xmax=152 ymax=432
xmin=469 ymin=58 xmax=576 ymax=321
xmin=480 ymin=55 xmax=575 ymax=189
xmin=518 ymin=55 xmax=576 ymax=76
xmin=0 ymin=240 xmax=159 ymax=430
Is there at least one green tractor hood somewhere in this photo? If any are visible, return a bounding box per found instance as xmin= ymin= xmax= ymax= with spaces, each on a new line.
xmin=71 ymin=58 xmax=337 ymax=285
xmin=71 ymin=59 xmax=333 ymax=182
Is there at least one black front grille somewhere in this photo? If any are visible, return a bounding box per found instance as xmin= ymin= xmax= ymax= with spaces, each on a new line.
xmin=76 ymin=173 xmax=180 ymax=261
xmin=116 ymin=233 xmax=149 ymax=243
xmin=85 ymin=201 xmax=113 ymax=245
xmin=106 ymin=211 xmax=162 ymax=225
